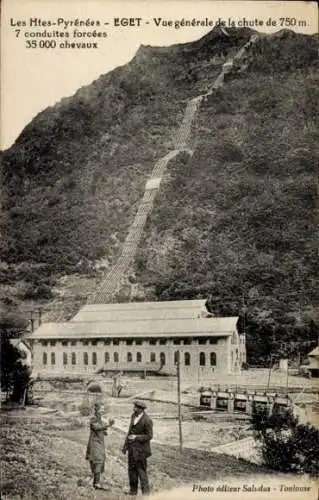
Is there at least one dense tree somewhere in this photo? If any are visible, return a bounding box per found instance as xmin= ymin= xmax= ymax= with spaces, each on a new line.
xmin=0 ymin=305 xmax=31 ymax=404
xmin=252 ymin=405 xmax=319 ymax=475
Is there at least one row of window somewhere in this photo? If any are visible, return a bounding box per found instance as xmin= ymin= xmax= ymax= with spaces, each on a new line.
xmin=40 ymin=337 xmax=219 ymax=347
xmin=42 ymin=351 xmax=217 ymax=366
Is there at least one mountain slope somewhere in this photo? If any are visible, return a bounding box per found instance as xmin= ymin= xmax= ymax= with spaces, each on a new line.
xmin=1 ymin=27 xmax=252 ymax=280
xmin=1 ymin=28 xmax=318 ymax=362
xmin=133 ymin=31 xmax=319 ymax=362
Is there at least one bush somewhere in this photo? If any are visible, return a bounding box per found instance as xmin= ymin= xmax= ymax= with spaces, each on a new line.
xmin=87 ymin=382 xmax=102 ymax=393
xmin=251 ymin=406 xmax=319 ymax=476
xmin=20 ymin=283 xmax=54 ymax=300
xmin=0 ymin=309 xmax=31 ymax=403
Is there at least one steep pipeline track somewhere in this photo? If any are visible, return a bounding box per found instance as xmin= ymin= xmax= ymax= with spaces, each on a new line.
xmin=89 ymin=34 xmax=259 ymax=304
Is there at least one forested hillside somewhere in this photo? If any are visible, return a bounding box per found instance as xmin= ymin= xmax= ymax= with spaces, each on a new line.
xmin=1 ymin=28 xmax=250 ymax=281
xmin=1 ymin=28 xmax=318 ymax=363
xmin=134 ymin=31 xmax=319 ymax=363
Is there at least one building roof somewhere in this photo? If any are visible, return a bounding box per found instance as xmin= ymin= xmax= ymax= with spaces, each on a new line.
xmin=308 ymin=346 xmax=319 ymax=357
xmin=73 ymin=299 xmax=206 ymax=312
xmin=71 ymin=299 xmax=207 ymax=323
xmin=26 ymin=316 xmax=239 ymax=340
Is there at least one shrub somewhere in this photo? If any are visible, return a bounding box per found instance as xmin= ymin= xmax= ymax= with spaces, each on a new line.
xmin=251 ymin=406 xmax=319 ymax=475
xmin=20 ymin=283 xmax=54 ymax=300
xmin=87 ymin=382 xmax=102 ymax=393
xmin=216 ymin=142 xmax=243 ymax=163
xmin=0 ymin=309 xmax=31 ymax=404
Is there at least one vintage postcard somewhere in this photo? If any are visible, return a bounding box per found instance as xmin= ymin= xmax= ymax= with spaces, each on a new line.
xmin=0 ymin=1 xmax=318 ymax=499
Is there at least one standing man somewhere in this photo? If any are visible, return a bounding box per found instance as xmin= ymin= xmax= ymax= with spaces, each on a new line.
xmin=86 ymin=402 xmax=114 ymax=489
xmin=122 ymin=400 xmax=153 ymax=496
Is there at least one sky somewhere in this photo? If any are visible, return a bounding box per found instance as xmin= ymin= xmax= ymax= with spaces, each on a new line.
xmin=1 ymin=0 xmax=317 ymax=150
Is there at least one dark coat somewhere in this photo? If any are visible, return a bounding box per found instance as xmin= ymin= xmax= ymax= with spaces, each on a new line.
xmin=86 ymin=415 xmax=108 ymax=463
xmin=123 ymin=412 xmax=153 ymax=461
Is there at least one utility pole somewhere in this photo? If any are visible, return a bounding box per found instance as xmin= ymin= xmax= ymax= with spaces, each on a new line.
xmin=176 ymin=350 xmax=183 ymax=452
xmin=30 ymin=310 xmax=35 ymax=333
xmin=38 ymin=308 xmax=42 ymax=327
xmin=267 ymin=354 xmax=272 ymax=391
xmin=242 ymin=294 xmax=247 ymax=325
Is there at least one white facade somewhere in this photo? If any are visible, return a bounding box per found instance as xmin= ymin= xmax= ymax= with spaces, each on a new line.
xmin=26 ymin=300 xmax=246 ymax=380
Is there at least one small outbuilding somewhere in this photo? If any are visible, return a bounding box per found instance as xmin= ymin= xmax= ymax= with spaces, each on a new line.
xmin=301 ymin=346 xmax=319 ymax=378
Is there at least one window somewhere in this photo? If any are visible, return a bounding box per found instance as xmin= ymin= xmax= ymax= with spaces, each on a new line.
xmin=83 ymin=340 xmax=89 ymax=346
xmin=105 ymin=352 xmax=110 ymax=363
xmin=49 ymin=340 xmax=56 ymax=346
xmin=41 ymin=341 xmax=48 ymax=346
xmin=173 ymin=339 xmax=181 ymax=345
xmin=159 ymin=339 xmax=167 ymax=345
xmin=209 ymin=338 xmax=218 ymax=344
xmin=84 ymin=352 xmax=88 ymax=365
xmin=235 ymin=399 xmax=246 ymax=411
xmin=126 ymin=340 xmax=133 ymax=346
xmin=92 ymin=352 xmax=97 ymax=365
xmin=160 ymin=352 xmax=166 ymax=365
xmin=183 ymin=338 xmax=192 ymax=345
xmin=114 ymin=352 xmax=119 ymax=363
xmin=184 ymin=352 xmax=191 ymax=366
xmin=127 ymin=352 xmax=132 ymax=362
xmin=135 ymin=340 xmax=143 ymax=346
xmin=51 ymin=352 xmax=55 ymax=365
xmin=149 ymin=339 xmax=156 ymax=345
xmin=150 ymin=353 xmax=156 ymax=363
xmin=104 ymin=339 xmax=111 ymax=345
xmin=72 ymin=352 xmax=76 ymax=365
xmin=210 ymin=352 xmax=217 ymax=366
xmin=199 ymin=338 xmax=207 ymax=345
xmin=113 ymin=339 xmax=119 ymax=346
xmin=71 ymin=341 xmax=77 ymax=346
xmin=63 ymin=353 xmax=68 ymax=365
xmin=136 ymin=352 xmax=142 ymax=362
xmin=174 ymin=351 xmax=180 ymax=364
xmin=200 ymin=352 xmax=206 ymax=366
xmin=61 ymin=340 xmax=68 ymax=346
xmin=43 ymin=352 xmax=48 ymax=365
xmin=91 ymin=340 xmax=97 ymax=346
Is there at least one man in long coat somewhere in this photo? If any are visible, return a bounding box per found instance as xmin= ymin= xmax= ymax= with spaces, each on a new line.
xmin=122 ymin=400 xmax=153 ymax=496
xmin=86 ymin=402 xmax=114 ymax=489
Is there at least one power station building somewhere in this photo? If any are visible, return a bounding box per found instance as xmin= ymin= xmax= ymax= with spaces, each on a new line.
xmin=25 ymin=300 xmax=246 ymax=379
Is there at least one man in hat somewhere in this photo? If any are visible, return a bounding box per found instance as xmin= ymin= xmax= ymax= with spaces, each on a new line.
xmin=122 ymin=400 xmax=153 ymax=496
xmin=86 ymin=402 xmax=114 ymax=489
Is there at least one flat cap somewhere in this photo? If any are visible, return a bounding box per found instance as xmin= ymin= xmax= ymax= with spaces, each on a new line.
xmin=94 ymin=402 xmax=103 ymax=410
xmin=134 ymin=400 xmax=147 ymax=409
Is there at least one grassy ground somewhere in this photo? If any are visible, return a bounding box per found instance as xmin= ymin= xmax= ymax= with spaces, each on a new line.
xmin=1 ymin=408 xmax=271 ymax=500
